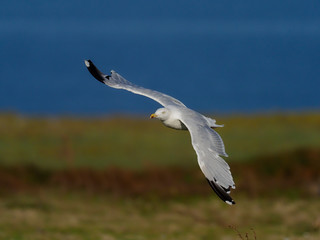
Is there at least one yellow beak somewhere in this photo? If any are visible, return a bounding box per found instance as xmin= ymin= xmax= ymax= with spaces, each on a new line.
xmin=150 ymin=113 xmax=157 ymax=119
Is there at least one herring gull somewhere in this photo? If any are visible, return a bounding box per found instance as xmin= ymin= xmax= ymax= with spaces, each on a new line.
xmin=84 ymin=60 xmax=236 ymax=205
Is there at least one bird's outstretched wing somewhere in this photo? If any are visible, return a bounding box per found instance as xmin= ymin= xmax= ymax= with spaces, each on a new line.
xmin=85 ymin=60 xmax=186 ymax=108
xmin=179 ymin=113 xmax=236 ymax=205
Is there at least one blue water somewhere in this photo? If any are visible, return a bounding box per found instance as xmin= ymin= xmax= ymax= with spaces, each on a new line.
xmin=1 ymin=1 xmax=319 ymax=115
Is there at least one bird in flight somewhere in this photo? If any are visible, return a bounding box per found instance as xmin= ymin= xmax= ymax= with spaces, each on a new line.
xmin=85 ymin=60 xmax=235 ymax=205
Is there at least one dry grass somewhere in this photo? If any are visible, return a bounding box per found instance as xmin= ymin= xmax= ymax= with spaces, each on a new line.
xmin=0 ymin=192 xmax=319 ymax=240
xmin=0 ymin=148 xmax=318 ymax=239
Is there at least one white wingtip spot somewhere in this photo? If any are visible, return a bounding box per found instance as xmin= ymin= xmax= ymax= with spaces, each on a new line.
xmin=225 ymin=200 xmax=233 ymax=205
xmin=84 ymin=60 xmax=90 ymax=67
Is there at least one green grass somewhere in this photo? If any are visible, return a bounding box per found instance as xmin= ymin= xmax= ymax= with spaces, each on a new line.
xmin=0 ymin=113 xmax=319 ymax=169
xmin=220 ymin=113 xmax=320 ymax=160
xmin=0 ymin=192 xmax=319 ymax=240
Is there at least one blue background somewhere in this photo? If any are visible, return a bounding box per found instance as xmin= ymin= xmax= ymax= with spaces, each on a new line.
xmin=1 ymin=0 xmax=319 ymax=116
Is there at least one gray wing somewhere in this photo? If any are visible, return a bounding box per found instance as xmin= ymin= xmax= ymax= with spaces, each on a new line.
xmin=179 ymin=112 xmax=235 ymax=204
xmin=84 ymin=60 xmax=186 ymax=107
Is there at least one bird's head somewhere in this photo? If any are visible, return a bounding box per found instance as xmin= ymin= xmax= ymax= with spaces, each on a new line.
xmin=150 ymin=108 xmax=170 ymax=121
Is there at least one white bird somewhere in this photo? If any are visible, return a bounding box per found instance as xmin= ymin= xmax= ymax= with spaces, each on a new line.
xmin=84 ymin=60 xmax=236 ymax=205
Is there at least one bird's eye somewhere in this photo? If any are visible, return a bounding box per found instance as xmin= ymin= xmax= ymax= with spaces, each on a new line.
xmin=161 ymin=111 xmax=165 ymax=114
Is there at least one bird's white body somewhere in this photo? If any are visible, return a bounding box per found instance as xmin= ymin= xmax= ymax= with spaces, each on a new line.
xmin=85 ymin=60 xmax=236 ymax=205
xmin=153 ymin=106 xmax=187 ymax=130
xmin=153 ymin=106 xmax=223 ymax=131
xmin=162 ymin=117 xmax=187 ymax=130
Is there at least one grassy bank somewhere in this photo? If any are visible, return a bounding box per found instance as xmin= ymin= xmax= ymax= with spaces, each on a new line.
xmin=0 ymin=148 xmax=319 ymax=198
xmin=0 ymin=113 xmax=319 ymax=239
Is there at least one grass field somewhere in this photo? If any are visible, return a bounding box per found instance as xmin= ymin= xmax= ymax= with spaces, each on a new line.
xmin=1 ymin=113 xmax=319 ymax=169
xmin=0 ymin=113 xmax=319 ymax=239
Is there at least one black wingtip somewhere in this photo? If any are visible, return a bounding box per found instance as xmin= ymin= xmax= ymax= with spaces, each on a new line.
xmin=84 ymin=59 xmax=107 ymax=84
xmin=206 ymin=178 xmax=235 ymax=205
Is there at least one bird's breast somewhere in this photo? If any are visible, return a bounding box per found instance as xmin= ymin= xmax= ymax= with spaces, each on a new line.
xmin=162 ymin=118 xmax=187 ymax=130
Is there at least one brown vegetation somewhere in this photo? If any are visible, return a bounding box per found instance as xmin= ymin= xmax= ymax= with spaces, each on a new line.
xmin=0 ymin=148 xmax=319 ymax=199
